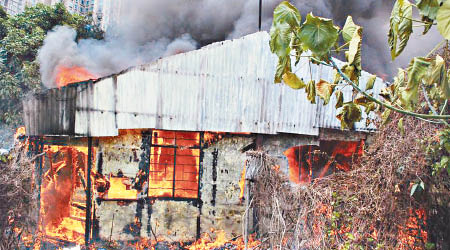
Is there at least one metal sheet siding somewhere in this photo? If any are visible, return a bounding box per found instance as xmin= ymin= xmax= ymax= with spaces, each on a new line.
xmin=24 ymin=31 xmax=385 ymax=137
xmin=107 ymin=32 xmax=318 ymax=136
xmin=23 ymin=86 xmax=77 ymax=136
xmin=75 ymin=79 xmax=118 ymax=136
xmin=314 ymin=61 xmax=385 ymax=131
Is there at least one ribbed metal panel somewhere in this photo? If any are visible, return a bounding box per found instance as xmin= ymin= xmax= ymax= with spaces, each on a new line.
xmin=75 ymin=31 xmax=320 ymax=137
xmin=24 ymin=31 xmax=384 ymax=137
xmin=314 ymin=60 xmax=385 ymax=131
xmin=75 ymin=79 xmax=118 ymax=136
xmin=23 ymin=86 xmax=77 ymax=136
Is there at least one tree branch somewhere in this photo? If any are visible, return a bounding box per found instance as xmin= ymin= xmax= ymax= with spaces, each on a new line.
xmin=421 ymin=84 xmax=448 ymax=125
xmin=440 ymin=100 xmax=448 ymax=115
xmin=328 ymin=58 xmax=450 ymax=120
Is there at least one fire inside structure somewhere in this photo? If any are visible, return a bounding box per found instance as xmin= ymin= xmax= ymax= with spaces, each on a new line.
xmin=55 ymin=66 xmax=97 ymax=88
xmin=40 ymin=145 xmax=92 ymax=244
xmin=23 ymin=31 xmax=393 ymax=248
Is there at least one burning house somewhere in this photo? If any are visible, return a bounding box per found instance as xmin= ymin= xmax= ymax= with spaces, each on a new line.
xmin=22 ymin=31 xmax=384 ymax=248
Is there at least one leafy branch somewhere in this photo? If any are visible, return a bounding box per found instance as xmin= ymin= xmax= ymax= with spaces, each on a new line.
xmin=269 ymin=1 xmax=450 ymax=129
xmin=328 ymin=57 xmax=450 ymax=121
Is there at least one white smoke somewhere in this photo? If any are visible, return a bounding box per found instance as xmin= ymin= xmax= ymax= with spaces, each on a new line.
xmin=38 ymin=0 xmax=443 ymax=88
xmin=164 ymin=34 xmax=198 ymax=57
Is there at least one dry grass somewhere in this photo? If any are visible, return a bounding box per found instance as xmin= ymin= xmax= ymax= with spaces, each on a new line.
xmin=0 ymin=141 xmax=38 ymax=250
xmin=252 ymin=113 xmax=450 ymax=249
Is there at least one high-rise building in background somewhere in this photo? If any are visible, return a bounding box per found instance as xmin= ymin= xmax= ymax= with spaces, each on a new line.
xmin=0 ymin=0 xmax=28 ymax=15
xmin=1 ymin=0 xmax=124 ymax=32
xmin=93 ymin=0 xmax=122 ymax=31
xmin=64 ymin=0 xmax=94 ymax=15
xmin=1 ymin=0 xmax=95 ymax=16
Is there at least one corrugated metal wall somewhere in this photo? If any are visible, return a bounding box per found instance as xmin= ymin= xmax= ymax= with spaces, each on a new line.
xmin=23 ymin=86 xmax=78 ymax=136
xmin=314 ymin=61 xmax=384 ymax=131
xmin=24 ymin=31 xmax=384 ymax=137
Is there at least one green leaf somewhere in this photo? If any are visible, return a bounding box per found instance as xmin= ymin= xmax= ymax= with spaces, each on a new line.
xmin=283 ymin=71 xmax=306 ymax=89
xmin=336 ymin=103 xmax=362 ymax=129
xmin=441 ymin=155 xmax=449 ymax=167
xmin=422 ymin=17 xmax=434 ymax=35
xmin=428 ymin=55 xmax=450 ymax=98
xmin=399 ymin=57 xmax=431 ymax=110
xmin=388 ymin=0 xmax=413 ymax=60
xmin=387 ymin=69 xmax=407 ymax=102
xmin=427 ymin=55 xmax=445 ymax=84
xmin=316 ymin=79 xmax=335 ymax=105
xmin=425 ymin=242 xmax=436 ymax=250
xmin=410 ymin=183 xmax=418 ymax=196
xmin=437 ymin=0 xmax=450 ymax=39
xmin=306 ymin=79 xmax=316 ymax=104
xmin=342 ymin=16 xmax=359 ymax=43
xmin=398 ymin=117 xmax=405 ymax=135
xmin=382 ymin=108 xmax=392 ymax=125
xmin=346 ymin=26 xmax=363 ymax=71
xmin=275 ymin=56 xmax=292 ymax=83
xmin=270 ymin=22 xmax=293 ymax=58
xmin=341 ymin=64 xmax=359 ymax=83
xmin=273 ymin=1 xmax=302 ymax=28
xmin=420 ymin=180 xmax=425 ymax=190
xmin=298 ymin=13 xmax=339 ymax=57
xmin=446 ymin=69 xmax=450 ymax=98
xmin=418 ymin=1 xmax=437 ymax=34
xmin=354 ymin=94 xmax=377 ymax=115
xmin=416 ymin=0 xmax=440 ymax=20
xmin=270 ymin=2 xmax=302 ymax=59
xmin=365 ymin=74 xmax=377 ymax=91
xmin=332 ymin=69 xmax=342 ymax=85
xmin=292 ymin=36 xmax=303 ymax=66
xmin=346 ymin=233 xmax=355 ymax=240
xmin=365 ymin=102 xmax=377 ymax=115
xmin=335 ymin=90 xmax=344 ymax=109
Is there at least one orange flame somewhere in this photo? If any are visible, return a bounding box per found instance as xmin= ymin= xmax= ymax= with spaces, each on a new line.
xmin=14 ymin=126 xmax=26 ymax=142
xmin=39 ymin=145 xmax=95 ymax=245
xmin=239 ymin=166 xmax=246 ymax=199
xmin=55 ymin=66 xmax=97 ymax=87
xmin=187 ymin=230 xmax=260 ymax=250
xmin=106 ymin=176 xmax=138 ymax=199
xmin=126 ymin=231 xmax=259 ymax=250
xmin=285 ymin=141 xmax=364 ymax=184
xmin=398 ymin=208 xmax=428 ymax=249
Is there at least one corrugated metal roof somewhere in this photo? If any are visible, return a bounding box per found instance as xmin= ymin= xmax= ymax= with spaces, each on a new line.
xmin=23 ymin=31 xmax=384 ymax=137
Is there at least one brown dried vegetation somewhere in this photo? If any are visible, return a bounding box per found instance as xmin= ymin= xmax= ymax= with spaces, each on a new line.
xmin=0 ymin=142 xmax=38 ymax=250
xmin=252 ymin=113 xmax=450 ymax=249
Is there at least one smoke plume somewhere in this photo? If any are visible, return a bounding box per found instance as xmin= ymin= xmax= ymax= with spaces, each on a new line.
xmin=38 ymin=0 xmax=443 ymax=88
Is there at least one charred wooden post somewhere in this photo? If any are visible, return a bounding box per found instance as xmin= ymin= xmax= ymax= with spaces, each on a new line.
xmin=244 ymin=151 xmax=263 ymax=250
xmin=85 ymin=137 xmax=93 ymax=247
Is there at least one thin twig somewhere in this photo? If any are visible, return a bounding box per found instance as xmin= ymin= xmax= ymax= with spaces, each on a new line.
xmin=440 ymin=99 xmax=448 ymax=115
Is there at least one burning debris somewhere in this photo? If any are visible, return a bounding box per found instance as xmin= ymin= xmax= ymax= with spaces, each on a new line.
xmin=40 ymin=145 xmax=93 ymax=245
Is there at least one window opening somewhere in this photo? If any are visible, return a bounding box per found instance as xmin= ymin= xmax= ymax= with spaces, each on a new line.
xmin=284 ymin=140 xmax=364 ymax=184
xmin=149 ymin=130 xmax=200 ymax=199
